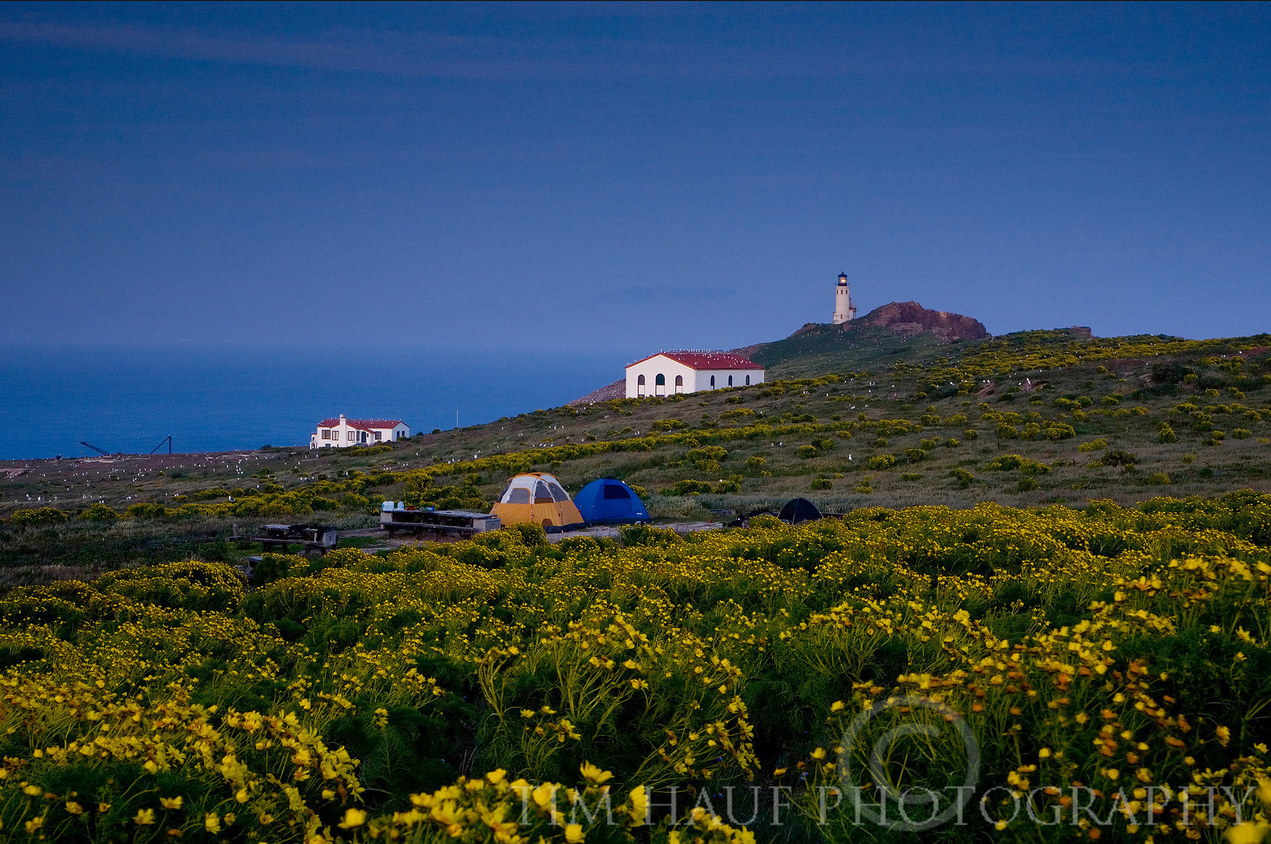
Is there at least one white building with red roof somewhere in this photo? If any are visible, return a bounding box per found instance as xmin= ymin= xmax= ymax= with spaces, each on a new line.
xmin=624 ymin=351 xmax=765 ymax=398
xmin=311 ymin=415 xmax=410 ymax=449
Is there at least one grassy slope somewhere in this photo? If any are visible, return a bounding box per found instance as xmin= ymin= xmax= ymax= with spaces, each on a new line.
xmin=3 ymin=324 xmax=1271 ymax=575
xmin=744 ymin=320 xmax=957 ymax=379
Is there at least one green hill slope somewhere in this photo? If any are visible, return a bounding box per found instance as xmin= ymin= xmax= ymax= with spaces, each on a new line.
xmin=742 ymin=321 xmax=953 ymax=379
xmin=3 ymin=312 xmax=1270 ymax=575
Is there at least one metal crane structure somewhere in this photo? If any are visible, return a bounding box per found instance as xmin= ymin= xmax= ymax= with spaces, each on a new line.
xmin=80 ymin=436 xmax=172 ymax=456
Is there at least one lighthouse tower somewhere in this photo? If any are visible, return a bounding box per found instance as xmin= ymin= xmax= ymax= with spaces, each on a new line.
xmin=832 ymin=272 xmax=857 ymax=324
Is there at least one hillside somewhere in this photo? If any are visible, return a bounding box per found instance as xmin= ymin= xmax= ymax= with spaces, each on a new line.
xmin=2 ymin=318 xmax=1271 ymax=842
xmin=737 ymin=301 xmax=991 ymax=379
xmin=574 ymin=301 xmax=992 ymax=401
xmin=3 ymin=319 xmax=1270 ymax=577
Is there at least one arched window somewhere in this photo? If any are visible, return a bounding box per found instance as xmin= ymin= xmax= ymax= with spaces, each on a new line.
xmin=655 ymin=373 xmax=666 ymax=397
xmin=674 ymin=375 xmax=684 ymax=394
xmin=710 ymin=376 xmax=716 ymax=388
xmin=637 ymin=374 xmax=646 ymax=396
xmin=728 ymin=375 xmax=734 ymax=387
xmin=745 ymin=375 xmax=751 ymax=385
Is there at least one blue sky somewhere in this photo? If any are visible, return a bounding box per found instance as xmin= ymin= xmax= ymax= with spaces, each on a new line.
xmin=2 ymin=1 xmax=1269 ymax=357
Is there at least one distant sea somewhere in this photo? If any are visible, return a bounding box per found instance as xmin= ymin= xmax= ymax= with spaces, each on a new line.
xmin=0 ymin=348 xmax=623 ymax=461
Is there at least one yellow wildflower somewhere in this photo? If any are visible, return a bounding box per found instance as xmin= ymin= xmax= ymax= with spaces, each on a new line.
xmin=338 ymin=808 xmax=367 ymax=829
xmin=532 ymin=784 xmax=556 ymax=809
xmin=1227 ymin=823 xmax=1266 ymax=844
xmin=580 ymin=762 xmax=614 ymax=786
xmin=628 ymin=786 xmax=648 ymax=825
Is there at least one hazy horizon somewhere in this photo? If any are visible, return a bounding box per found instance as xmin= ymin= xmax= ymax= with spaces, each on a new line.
xmin=0 ymin=346 xmax=625 ymax=460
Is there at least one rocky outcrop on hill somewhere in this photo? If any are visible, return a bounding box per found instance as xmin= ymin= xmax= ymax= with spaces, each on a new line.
xmin=569 ymin=379 xmax=625 ymax=406
xmin=787 ymin=301 xmax=989 ymax=343
xmin=857 ymin=301 xmax=989 ymax=341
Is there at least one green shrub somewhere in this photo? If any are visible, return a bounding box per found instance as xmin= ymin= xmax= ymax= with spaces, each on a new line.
xmin=950 ymin=468 xmax=975 ymax=488
xmin=1044 ymin=423 xmax=1076 ymax=441
xmin=510 ymin=522 xmax=548 ymax=548
xmin=341 ymin=492 xmax=371 ymax=509
xmin=1099 ymin=450 xmax=1139 ymax=468
xmin=796 ymin=445 xmax=818 ymax=459
xmin=1147 ymin=472 xmax=1172 ymax=486
xmin=661 ymin=479 xmax=712 ymax=496
xmin=810 ymin=478 xmax=833 ymax=490
xmin=866 ymin=455 xmax=897 ymax=471
xmin=1078 ymin=439 xmax=1109 ymax=453
xmin=1233 ymin=428 xmax=1252 ymax=439
xmin=987 ymin=454 xmax=1051 ymax=475
xmin=78 ymin=503 xmax=119 ymax=523
xmin=618 ymin=523 xmax=682 ymax=546
xmin=189 ymin=487 xmax=231 ymax=501
xmin=687 ymin=446 xmax=728 ymax=468
xmin=996 ymin=423 xmax=1020 ymax=439
xmin=1159 ymin=424 xmax=1179 ymax=444
xmin=9 ymin=506 xmax=69 ymax=527
xmin=251 ymin=553 xmax=291 ymax=587
xmin=124 ymin=502 xmax=169 ymax=519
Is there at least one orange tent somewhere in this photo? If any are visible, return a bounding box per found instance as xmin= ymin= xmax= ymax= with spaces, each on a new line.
xmin=491 ymin=473 xmax=584 ymax=530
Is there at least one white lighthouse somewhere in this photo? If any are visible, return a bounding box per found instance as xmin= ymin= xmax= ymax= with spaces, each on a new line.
xmin=832 ymin=272 xmax=857 ymax=324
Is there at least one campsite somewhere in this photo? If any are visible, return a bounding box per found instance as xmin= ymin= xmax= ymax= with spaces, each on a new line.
xmin=3 ymin=327 xmax=1271 ymax=843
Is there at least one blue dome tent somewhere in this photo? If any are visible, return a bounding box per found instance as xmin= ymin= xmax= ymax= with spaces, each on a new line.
xmin=573 ymin=479 xmax=651 ymax=525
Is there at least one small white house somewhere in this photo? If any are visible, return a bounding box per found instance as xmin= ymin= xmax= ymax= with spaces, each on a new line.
xmin=311 ymin=415 xmax=410 ymax=448
xmin=624 ymin=351 xmax=765 ymax=399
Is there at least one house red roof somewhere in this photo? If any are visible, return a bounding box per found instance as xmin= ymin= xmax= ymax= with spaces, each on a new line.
xmin=317 ymin=418 xmax=406 ymax=431
xmin=627 ymin=351 xmax=762 ymax=371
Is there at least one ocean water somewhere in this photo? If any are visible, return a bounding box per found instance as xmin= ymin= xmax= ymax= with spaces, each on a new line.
xmin=0 ymin=348 xmax=624 ymax=460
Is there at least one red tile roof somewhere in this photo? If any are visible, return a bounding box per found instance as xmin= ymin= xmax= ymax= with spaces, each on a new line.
xmin=317 ymin=418 xmax=406 ymax=432
xmin=627 ymin=351 xmax=762 ymax=371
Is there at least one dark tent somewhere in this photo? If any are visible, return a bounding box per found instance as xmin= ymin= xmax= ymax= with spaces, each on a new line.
xmin=573 ymin=479 xmax=651 ymax=525
xmin=778 ymin=498 xmax=823 ymax=525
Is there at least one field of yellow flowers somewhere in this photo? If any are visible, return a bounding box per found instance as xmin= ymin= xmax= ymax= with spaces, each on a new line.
xmin=1 ymin=491 xmax=1270 ymax=842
